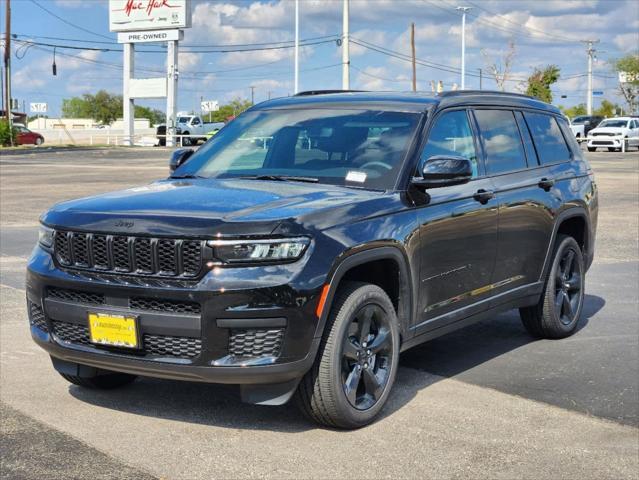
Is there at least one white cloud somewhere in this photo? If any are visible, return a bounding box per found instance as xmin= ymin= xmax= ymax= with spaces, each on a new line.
xmin=613 ymin=32 xmax=639 ymax=52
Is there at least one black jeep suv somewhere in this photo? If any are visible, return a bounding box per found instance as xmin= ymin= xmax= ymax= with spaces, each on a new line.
xmin=27 ymin=91 xmax=597 ymax=428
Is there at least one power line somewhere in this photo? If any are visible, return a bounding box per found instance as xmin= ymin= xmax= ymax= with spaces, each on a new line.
xmin=465 ymin=1 xmax=581 ymax=43
xmin=28 ymin=0 xmax=113 ymax=41
xmin=10 ymin=36 xmax=339 ymax=55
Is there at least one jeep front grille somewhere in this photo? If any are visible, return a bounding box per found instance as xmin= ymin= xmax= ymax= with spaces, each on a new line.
xmin=54 ymin=231 xmax=204 ymax=278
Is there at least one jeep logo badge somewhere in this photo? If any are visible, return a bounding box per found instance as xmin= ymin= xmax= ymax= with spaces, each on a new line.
xmin=115 ymin=220 xmax=134 ymax=228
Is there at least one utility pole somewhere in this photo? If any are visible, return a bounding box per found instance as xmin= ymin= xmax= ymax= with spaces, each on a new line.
xmin=166 ymin=39 xmax=178 ymax=147
xmin=456 ymin=6 xmax=471 ymax=90
xmin=342 ymin=0 xmax=350 ymax=90
xmin=4 ymin=0 xmax=12 ymax=142
xmin=294 ymin=0 xmax=299 ymax=94
xmin=478 ymin=68 xmax=482 ymax=90
xmin=410 ymin=22 xmax=417 ymax=92
xmin=123 ymin=43 xmax=134 ymax=146
xmin=250 ymin=86 xmax=255 ymax=104
xmin=583 ymin=39 xmax=599 ymax=115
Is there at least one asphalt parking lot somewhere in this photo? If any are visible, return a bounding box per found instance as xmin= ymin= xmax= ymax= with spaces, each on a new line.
xmin=1 ymin=146 xmax=638 ymax=479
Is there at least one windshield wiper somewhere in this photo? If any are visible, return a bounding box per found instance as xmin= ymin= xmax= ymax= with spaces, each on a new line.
xmin=240 ymin=175 xmax=319 ymax=183
xmin=170 ymin=174 xmax=206 ymax=179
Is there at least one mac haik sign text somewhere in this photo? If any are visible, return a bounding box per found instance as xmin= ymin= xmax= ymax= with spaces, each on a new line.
xmin=109 ymin=0 xmax=192 ymax=32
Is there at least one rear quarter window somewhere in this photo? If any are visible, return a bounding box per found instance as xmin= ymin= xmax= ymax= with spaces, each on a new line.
xmin=524 ymin=112 xmax=572 ymax=164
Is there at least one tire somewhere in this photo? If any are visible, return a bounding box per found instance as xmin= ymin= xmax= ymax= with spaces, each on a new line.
xmin=520 ymin=234 xmax=585 ymax=339
xmin=587 ymin=147 xmax=596 ymax=152
xmin=607 ymin=147 xmax=616 ymax=152
xmin=182 ymin=133 xmax=191 ymax=146
xmin=295 ymin=282 xmax=400 ymax=429
xmin=35 ymin=137 xmax=43 ymax=146
xmin=58 ymin=371 xmax=137 ymax=389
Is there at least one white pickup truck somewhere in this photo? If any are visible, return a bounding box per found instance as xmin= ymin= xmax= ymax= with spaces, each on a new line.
xmin=175 ymin=115 xmax=209 ymax=145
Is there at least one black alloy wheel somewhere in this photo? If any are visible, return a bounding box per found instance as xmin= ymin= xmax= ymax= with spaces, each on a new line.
xmin=295 ymin=282 xmax=399 ymax=429
xmin=341 ymin=303 xmax=393 ymax=410
xmin=554 ymin=247 xmax=583 ymax=326
xmin=520 ymin=234 xmax=585 ymax=339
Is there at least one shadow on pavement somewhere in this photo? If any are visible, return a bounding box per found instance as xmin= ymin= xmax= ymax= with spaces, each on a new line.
xmin=69 ymin=295 xmax=605 ymax=431
xmin=400 ymin=294 xmax=605 ymax=377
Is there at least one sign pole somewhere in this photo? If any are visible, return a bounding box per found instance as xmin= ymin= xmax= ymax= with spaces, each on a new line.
xmin=166 ymin=39 xmax=178 ymax=147
xmin=123 ymin=42 xmax=134 ymax=146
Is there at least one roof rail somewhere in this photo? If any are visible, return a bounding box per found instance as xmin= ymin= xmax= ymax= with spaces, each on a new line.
xmin=438 ymin=90 xmax=537 ymax=100
xmin=294 ymin=89 xmax=367 ymax=96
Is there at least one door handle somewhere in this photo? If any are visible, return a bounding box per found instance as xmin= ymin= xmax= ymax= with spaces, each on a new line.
xmin=473 ymin=189 xmax=495 ymax=204
xmin=538 ymin=177 xmax=555 ymax=191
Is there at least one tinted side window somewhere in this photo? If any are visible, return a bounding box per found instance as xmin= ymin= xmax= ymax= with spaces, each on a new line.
xmin=474 ymin=109 xmax=526 ymax=175
xmin=420 ymin=110 xmax=478 ymax=178
xmin=514 ymin=111 xmax=539 ymax=166
xmin=523 ymin=112 xmax=571 ymax=164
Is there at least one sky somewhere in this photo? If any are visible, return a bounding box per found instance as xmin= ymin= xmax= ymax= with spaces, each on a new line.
xmin=3 ymin=0 xmax=639 ymax=118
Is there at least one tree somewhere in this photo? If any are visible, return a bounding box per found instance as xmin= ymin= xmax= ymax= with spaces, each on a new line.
xmin=613 ymin=54 xmax=639 ymax=113
xmin=559 ymin=104 xmax=587 ymax=119
xmin=62 ymin=90 xmax=165 ymax=125
xmin=134 ymin=105 xmax=165 ymax=126
xmin=481 ymin=40 xmax=516 ymax=91
xmin=62 ymin=90 xmax=121 ymax=125
xmin=207 ymin=98 xmax=253 ymax=122
xmin=594 ymin=100 xmax=620 ymax=118
xmin=525 ymin=65 xmax=560 ymax=103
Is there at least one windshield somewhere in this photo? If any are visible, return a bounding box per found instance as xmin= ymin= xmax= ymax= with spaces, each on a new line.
xmin=572 ymin=116 xmax=589 ymax=124
xmin=174 ymin=108 xmax=421 ymax=190
xmin=177 ymin=116 xmax=191 ymax=123
xmin=598 ymin=119 xmax=628 ymax=128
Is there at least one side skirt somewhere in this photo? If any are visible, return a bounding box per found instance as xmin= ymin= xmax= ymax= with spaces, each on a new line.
xmin=401 ymin=282 xmax=543 ymax=353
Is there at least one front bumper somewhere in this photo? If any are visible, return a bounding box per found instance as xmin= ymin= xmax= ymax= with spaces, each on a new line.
xmin=587 ymin=135 xmax=624 ymax=148
xmin=26 ymin=246 xmax=323 ymax=385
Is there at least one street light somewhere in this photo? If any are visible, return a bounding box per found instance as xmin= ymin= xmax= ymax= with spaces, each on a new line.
xmin=456 ymin=6 xmax=471 ymax=90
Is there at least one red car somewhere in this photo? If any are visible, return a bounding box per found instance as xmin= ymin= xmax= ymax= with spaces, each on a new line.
xmin=16 ymin=126 xmax=45 ymax=145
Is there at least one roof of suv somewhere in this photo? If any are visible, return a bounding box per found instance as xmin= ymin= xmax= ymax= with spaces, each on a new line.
xmin=252 ymin=90 xmax=560 ymax=114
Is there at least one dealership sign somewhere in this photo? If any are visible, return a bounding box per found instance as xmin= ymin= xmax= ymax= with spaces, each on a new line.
xmin=619 ymin=71 xmax=638 ymax=84
xmin=30 ymin=103 xmax=47 ymax=113
xmin=109 ymin=0 xmax=192 ymax=32
xmin=117 ymin=29 xmax=183 ymax=43
xmin=201 ymin=100 xmax=219 ymax=113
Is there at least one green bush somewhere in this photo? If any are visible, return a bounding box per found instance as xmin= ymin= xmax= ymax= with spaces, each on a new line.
xmin=0 ymin=119 xmax=17 ymax=147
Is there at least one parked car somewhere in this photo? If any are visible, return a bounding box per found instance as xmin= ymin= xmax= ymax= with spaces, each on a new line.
xmin=16 ymin=125 xmax=44 ymax=146
xmin=28 ymin=91 xmax=598 ymax=429
xmin=176 ymin=115 xmax=225 ymax=145
xmin=155 ymin=124 xmax=167 ymax=146
xmin=569 ymin=121 xmax=585 ymax=142
xmin=571 ymin=115 xmax=603 ymax=139
xmin=586 ymin=117 xmax=639 ymax=152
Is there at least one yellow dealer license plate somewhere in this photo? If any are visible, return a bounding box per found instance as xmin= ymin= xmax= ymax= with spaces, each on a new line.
xmin=88 ymin=312 xmax=138 ymax=349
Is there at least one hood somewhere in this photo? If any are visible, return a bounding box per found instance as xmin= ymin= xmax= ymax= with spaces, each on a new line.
xmin=590 ymin=126 xmax=627 ymax=135
xmin=42 ymin=178 xmax=402 ymax=237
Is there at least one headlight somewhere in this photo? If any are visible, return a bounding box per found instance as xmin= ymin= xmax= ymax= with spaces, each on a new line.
xmin=38 ymin=225 xmax=55 ymax=249
xmin=207 ymin=238 xmax=310 ymax=264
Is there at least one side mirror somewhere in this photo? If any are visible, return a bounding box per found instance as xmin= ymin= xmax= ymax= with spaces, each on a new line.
xmin=412 ymin=155 xmax=473 ymax=189
xmin=169 ymin=148 xmax=194 ymax=173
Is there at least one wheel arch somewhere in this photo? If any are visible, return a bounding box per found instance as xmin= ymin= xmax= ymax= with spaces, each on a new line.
xmin=315 ymin=245 xmax=414 ymax=344
xmin=540 ymin=208 xmax=592 ymax=280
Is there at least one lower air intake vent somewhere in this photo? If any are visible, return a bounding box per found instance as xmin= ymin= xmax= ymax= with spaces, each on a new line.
xmin=229 ymin=328 xmax=284 ymax=357
xmin=28 ymin=302 xmax=48 ymax=332
xmin=48 ymin=288 xmax=105 ymax=305
xmin=129 ymin=297 xmax=201 ymax=314
xmin=51 ymin=320 xmax=201 ymax=359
